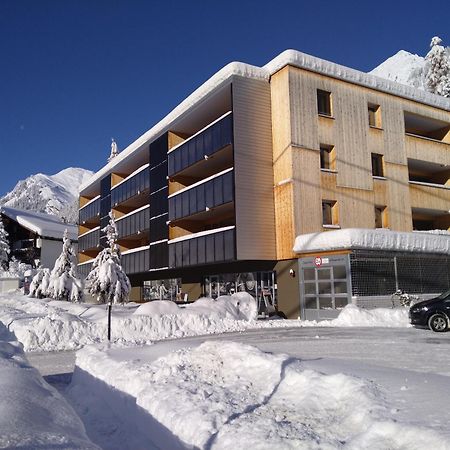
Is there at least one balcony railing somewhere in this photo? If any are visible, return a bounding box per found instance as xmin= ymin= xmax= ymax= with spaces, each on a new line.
xmin=168 ymin=226 xmax=235 ymax=268
xmin=78 ymin=261 xmax=93 ymax=279
xmin=79 ymin=196 xmax=100 ymax=224
xmin=78 ymin=228 xmax=100 ymax=252
xmin=168 ymin=112 xmax=233 ymax=177
xmin=111 ymin=165 xmax=150 ymax=206
xmin=168 ymin=168 xmax=234 ymax=222
xmin=121 ymin=246 xmax=150 ymax=274
xmin=116 ymin=206 xmax=150 ymax=239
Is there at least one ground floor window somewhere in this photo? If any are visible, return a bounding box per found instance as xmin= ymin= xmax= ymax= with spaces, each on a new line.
xmin=143 ymin=278 xmax=181 ymax=301
xmin=203 ymin=271 xmax=277 ymax=313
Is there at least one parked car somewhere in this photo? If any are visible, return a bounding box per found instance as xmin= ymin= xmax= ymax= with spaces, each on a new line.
xmin=409 ymin=289 xmax=450 ymax=332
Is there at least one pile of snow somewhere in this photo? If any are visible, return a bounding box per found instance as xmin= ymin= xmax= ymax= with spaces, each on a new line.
xmin=69 ymin=341 xmax=448 ymax=449
xmin=0 ymin=293 xmax=410 ymax=352
xmin=134 ymin=292 xmax=258 ymax=322
xmin=0 ymin=321 xmax=98 ymax=449
xmin=293 ymin=228 xmax=450 ymax=254
xmin=0 ymin=167 xmax=93 ymax=223
xmin=322 ymin=304 xmax=410 ymax=327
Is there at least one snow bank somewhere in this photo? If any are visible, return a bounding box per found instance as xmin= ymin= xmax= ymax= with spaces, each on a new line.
xmin=0 ymin=322 xmax=98 ymax=449
xmin=0 ymin=293 xmax=410 ymax=352
xmin=293 ymin=228 xmax=450 ymax=254
xmin=70 ymin=341 xmax=449 ymax=449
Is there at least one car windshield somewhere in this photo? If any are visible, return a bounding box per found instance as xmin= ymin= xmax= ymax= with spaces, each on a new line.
xmin=436 ymin=289 xmax=450 ymax=300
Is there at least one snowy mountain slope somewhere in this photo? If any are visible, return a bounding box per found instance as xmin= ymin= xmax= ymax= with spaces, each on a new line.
xmin=0 ymin=167 xmax=93 ymax=223
xmin=370 ymin=50 xmax=427 ymax=90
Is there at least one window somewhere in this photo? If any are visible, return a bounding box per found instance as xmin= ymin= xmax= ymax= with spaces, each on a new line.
xmin=317 ymin=90 xmax=332 ymax=116
xmin=320 ymin=144 xmax=335 ymax=170
xmin=371 ymin=153 xmax=384 ymax=177
xmin=368 ymin=103 xmax=381 ymax=128
xmin=322 ymin=200 xmax=338 ymax=226
xmin=375 ymin=206 xmax=387 ymax=228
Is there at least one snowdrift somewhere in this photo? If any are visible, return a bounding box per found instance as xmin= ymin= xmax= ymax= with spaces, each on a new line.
xmin=0 ymin=321 xmax=98 ymax=449
xmin=70 ymin=341 xmax=449 ymax=449
xmin=0 ymin=293 xmax=410 ymax=352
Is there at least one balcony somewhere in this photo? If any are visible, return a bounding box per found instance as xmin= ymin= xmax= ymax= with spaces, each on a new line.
xmin=78 ymin=227 xmax=100 ymax=252
xmin=116 ymin=205 xmax=150 ymax=240
xmin=79 ymin=196 xmax=100 ymax=226
xmin=168 ymin=226 xmax=235 ymax=268
xmin=168 ymin=112 xmax=233 ymax=180
xmin=111 ymin=164 xmax=150 ymax=210
xmin=121 ymin=246 xmax=150 ymax=274
xmin=168 ymin=168 xmax=234 ymax=222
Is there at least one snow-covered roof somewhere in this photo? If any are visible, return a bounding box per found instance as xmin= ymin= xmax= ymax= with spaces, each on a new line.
xmin=0 ymin=206 xmax=78 ymax=241
xmin=293 ymin=228 xmax=450 ymax=255
xmin=80 ymin=49 xmax=450 ymax=193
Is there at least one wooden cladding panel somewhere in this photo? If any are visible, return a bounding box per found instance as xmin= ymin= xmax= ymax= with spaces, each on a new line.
xmin=292 ymin=147 xmax=322 ymax=235
xmin=385 ymin=163 xmax=412 ymax=231
xmin=233 ymin=76 xmax=276 ymax=261
xmin=409 ymin=183 xmax=450 ymax=212
xmin=405 ymin=135 xmax=450 ymax=166
xmin=274 ymin=182 xmax=296 ymax=260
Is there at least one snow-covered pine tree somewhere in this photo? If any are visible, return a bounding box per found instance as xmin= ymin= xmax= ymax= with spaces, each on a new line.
xmin=29 ymin=267 xmax=51 ymax=298
xmin=48 ymin=230 xmax=83 ymax=301
xmin=0 ymin=216 xmax=10 ymax=270
xmin=85 ymin=211 xmax=130 ymax=304
xmin=425 ymin=36 xmax=450 ymax=97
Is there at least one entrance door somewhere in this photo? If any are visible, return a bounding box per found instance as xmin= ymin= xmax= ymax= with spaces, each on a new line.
xmin=299 ymin=255 xmax=351 ymax=321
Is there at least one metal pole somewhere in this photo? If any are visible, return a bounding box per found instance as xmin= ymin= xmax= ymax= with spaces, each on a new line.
xmin=107 ymin=302 xmax=112 ymax=341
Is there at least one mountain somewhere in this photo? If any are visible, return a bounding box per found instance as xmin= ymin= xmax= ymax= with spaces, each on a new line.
xmin=0 ymin=168 xmax=93 ymax=224
xmin=369 ymin=50 xmax=427 ymax=90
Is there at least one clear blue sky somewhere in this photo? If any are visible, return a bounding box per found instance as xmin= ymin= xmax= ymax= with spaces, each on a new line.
xmin=1 ymin=0 xmax=449 ymax=195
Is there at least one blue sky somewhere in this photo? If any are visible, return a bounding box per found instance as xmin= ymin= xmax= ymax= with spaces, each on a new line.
xmin=0 ymin=0 xmax=449 ymax=196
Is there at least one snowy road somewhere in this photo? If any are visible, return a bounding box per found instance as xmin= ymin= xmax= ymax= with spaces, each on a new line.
xmin=28 ymin=325 xmax=450 ymax=447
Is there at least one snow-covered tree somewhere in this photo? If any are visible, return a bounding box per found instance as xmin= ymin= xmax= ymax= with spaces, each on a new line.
xmin=48 ymin=230 xmax=83 ymax=301
xmin=85 ymin=212 xmax=130 ymax=304
xmin=425 ymin=36 xmax=450 ymax=97
xmin=29 ymin=268 xmax=51 ymax=298
xmin=0 ymin=216 xmax=10 ymax=270
xmin=5 ymin=257 xmax=32 ymax=279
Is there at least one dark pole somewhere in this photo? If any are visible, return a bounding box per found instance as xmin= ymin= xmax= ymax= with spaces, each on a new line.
xmin=107 ymin=301 xmax=112 ymax=341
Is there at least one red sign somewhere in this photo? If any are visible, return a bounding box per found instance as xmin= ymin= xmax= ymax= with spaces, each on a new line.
xmin=314 ymin=257 xmax=322 ymax=267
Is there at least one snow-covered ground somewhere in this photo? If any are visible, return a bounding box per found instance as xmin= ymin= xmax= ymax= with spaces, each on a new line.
xmin=1 ymin=292 xmax=449 ymax=449
xmin=0 ymin=292 xmax=410 ymax=352
xmin=0 ymin=320 xmax=98 ymax=449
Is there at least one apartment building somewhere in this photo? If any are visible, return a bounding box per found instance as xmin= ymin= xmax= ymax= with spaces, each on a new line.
xmin=78 ymin=50 xmax=450 ymax=319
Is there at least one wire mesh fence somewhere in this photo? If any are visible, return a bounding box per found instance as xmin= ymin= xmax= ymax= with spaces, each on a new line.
xmin=350 ymin=250 xmax=450 ymax=297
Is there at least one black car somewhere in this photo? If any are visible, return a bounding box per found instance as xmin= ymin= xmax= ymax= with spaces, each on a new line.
xmin=409 ymin=289 xmax=450 ymax=332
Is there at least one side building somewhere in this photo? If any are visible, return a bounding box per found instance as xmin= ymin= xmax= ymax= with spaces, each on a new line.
xmin=78 ymin=50 xmax=450 ymax=318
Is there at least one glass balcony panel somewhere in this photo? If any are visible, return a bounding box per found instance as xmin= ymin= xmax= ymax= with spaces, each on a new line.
xmin=168 ymin=113 xmax=233 ymax=176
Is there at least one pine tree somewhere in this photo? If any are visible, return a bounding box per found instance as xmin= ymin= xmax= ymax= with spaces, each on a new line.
xmin=85 ymin=212 xmax=131 ymax=304
xmin=425 ymin=36 xmax=450 ymax=97
xmin=29 ymin=267 xmax=51 ymax=299
xmin=0 ymin=216 xmax=10 ymax=270
xmin=48 ymin=230 xmax=83 ymax=301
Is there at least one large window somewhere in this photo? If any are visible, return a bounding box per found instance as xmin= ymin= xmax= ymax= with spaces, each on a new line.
xmin=371 ymin=153 xmax=384 ymax=177
xmin=317 ymin=90 xmax=332 ymax=116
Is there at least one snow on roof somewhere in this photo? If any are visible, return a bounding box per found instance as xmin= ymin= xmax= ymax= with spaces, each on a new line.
xmin=293 ymin=228 xmax=450 ymax=255
xmin=0 ymin=206 xmax=78 ymax=241
xmin=80 ymin=49 xmax=450 ymax=193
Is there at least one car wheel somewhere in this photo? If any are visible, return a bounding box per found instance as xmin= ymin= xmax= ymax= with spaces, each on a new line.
xmin=428 ymin=314 xmax=449 ymax=332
